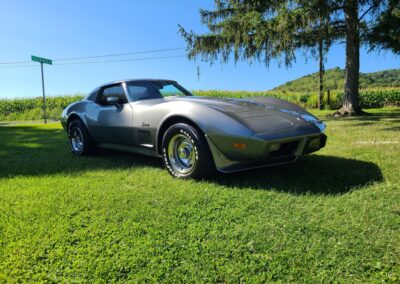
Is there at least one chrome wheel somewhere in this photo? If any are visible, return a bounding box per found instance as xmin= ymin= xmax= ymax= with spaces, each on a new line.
xmin=70 ymin=127 xmax=84 ymax=153
xmin=168 ymin=134 xmax=196 ymax=174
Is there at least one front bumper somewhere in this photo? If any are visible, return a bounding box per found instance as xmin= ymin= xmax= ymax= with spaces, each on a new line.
xmin=206 ymin=131 xmax=327 ymax=173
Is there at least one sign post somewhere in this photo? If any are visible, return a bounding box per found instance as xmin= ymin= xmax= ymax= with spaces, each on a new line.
xmin=31 ymin=55 xmax=52 ymax=123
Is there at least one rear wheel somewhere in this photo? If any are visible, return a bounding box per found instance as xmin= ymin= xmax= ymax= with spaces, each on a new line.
xmin=162 ymin=123 xmax=215 ymax=179
xmin=68 ymin=119 xmax=96 ymax=155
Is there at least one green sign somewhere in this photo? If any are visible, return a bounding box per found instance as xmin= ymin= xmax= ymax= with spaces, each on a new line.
xmin=31 ymin=55 xmax=52 ymax=65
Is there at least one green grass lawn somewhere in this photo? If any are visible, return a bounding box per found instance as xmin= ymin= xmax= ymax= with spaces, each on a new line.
xmin=0 ymin=108 xmax=399 ymax=282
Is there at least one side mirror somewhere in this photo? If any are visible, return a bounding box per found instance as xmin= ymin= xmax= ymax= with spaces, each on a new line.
xmin=106 ymin=96 xmax=120 ymax=106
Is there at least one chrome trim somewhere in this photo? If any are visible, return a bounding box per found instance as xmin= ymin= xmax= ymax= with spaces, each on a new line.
xmin=99 ymin=143 xmax=162 ymax=158
xmin=70 ymin=127 xmax=84 ymax=154
xmin=167 ymin=134 xmax=195 ymax=174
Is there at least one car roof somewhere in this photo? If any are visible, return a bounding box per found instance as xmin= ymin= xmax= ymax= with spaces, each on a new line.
xmin=99 ymin=79 xmax=176 ymax=88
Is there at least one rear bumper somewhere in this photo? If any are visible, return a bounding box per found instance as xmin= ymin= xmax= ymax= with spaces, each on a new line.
xmin=206 ymin=132 xmax=327 ymax=173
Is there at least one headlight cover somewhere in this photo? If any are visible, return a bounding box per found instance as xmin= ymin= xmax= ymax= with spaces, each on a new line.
xmin=300 ymin=114 xmax=326 ymax=132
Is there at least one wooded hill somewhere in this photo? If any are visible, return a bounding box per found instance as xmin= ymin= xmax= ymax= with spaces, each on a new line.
xmin=273 ymin=68 xmax=400 ymax=92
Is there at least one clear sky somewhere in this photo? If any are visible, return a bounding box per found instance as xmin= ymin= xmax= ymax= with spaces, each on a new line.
xmin=1 ymin=0 xmax=399 ymax=98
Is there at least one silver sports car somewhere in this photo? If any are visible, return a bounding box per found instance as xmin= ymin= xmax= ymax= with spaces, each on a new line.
xmin=61 ymin=79 xmax=327 ymax=178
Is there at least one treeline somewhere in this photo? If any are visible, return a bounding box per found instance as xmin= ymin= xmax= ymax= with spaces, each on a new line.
xmin=274 ymin=68 xmax=400 ymax=93
xmin=1 ymin=89 xmax=399 ymax=121
xmin=195 ymin=89 xmax=400 ymax=109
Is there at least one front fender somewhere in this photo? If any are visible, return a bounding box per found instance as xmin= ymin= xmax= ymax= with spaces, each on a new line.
xmin=61 ymin=101 xmax=89 ymax=132
xmin=157 ymin=101 xmax=255 ymax=162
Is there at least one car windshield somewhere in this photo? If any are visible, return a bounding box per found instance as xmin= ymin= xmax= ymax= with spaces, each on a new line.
xmin=126 ymin=81 xmax=192 ymax=101
xmin=152 ymin=82 xmax=192 ymax=98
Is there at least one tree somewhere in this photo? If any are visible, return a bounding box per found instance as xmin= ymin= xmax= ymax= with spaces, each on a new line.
xmin=318 ymin=39 xmax=326 ymax=110
xmin=341 ymin=0 xmax=361 ymax=115
xmin=293 ymin=1 xmax=334 ymax=109
xmin=338 ymin=0 xmax=397 ymax=116
xmin=366 ymin=0 xmax=400 ymax=55
xmin=179 ymin=0 xmax=397 ymax=116
xmin=300 ymin=6 xmax=334 ymax=110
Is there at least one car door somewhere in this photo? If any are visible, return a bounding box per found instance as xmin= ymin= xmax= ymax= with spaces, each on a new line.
xmin=89 ymin=83 xmax=135 ymax=146
xmin=126 ymin=82 xmax=164 ymax=151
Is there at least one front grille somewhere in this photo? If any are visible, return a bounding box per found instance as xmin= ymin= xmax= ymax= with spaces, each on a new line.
xmin=269 ymin=141 xmax=299 ymax=157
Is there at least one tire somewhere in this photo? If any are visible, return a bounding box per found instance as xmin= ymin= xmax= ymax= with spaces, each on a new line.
xmin=161 ymin=123 xmax=215 ymax=179
xmin=68 ymin=119 xmax=96 ymax=155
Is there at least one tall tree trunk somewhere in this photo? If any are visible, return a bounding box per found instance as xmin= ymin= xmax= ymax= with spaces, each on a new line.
xmin=338 ymin=0 xmax=362 ymax=115
xmin=327 ymin=89 xmax=331 ymax=106
xmin=318 ymin=39 xmax=324 ymax=110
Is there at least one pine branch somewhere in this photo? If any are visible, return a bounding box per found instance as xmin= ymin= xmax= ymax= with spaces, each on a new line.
xmin=358 ymin=4 xmax=379 ymax=21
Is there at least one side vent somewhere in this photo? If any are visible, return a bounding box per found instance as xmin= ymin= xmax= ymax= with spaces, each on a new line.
xmin=138 ymin=130 xmax=153 ymax=148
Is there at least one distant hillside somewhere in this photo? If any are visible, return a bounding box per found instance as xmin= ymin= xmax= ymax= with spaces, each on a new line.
xmin=273 ymin=67 xmax=400 ymax=92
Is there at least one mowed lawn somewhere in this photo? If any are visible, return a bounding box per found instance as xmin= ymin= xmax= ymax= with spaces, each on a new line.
xmin=0 ymin=108 xmax=399 ymax=283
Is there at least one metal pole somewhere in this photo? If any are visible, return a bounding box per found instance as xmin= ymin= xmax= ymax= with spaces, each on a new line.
xmin=40 ymin=62 xmax=47 ymax=124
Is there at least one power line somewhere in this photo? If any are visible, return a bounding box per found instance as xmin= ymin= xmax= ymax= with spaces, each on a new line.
xmin=53 ymin=47 xmax=185 ymax=61
xmin=0 ymin=54 xmax=186 ymax=69
xmin=0 ymin=64 xmax=37 ymax=69
xmin=0 ymin=47 xmax=185 ymax=65
xmin=0 ymin=60 xmax=31 ymax=65
xmin=54 ymin=55 xmax=185 ymax=65
xmin=103 ymin=55 xmax=184 ymax=63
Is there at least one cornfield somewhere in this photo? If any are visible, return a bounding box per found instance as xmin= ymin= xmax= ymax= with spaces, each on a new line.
xmin=1 ymin=89 xmax=399 ymax=121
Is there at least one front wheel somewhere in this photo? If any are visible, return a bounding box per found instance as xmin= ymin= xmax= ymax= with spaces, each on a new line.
xmin=162 ymin=123 xmax=215 ymax=179
xmin=68 ymin=119 xmax=96 ymax=155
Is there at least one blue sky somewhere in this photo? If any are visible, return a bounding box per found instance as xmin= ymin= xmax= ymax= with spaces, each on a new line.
xmin=1 ymin=0 xmax=399 ymax=98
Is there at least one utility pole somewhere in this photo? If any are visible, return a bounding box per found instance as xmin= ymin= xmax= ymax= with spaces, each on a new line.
xmin=31 ymin=55 xmax=52 ymax=124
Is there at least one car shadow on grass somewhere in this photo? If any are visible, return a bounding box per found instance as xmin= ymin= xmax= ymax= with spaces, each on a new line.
xmin=0 ymin=125 xmax=383 ymax=195
xmin=0 ymin=125 xmax=163 ymax=179
xmin=209 ymin=155 xmax=383 ymax=195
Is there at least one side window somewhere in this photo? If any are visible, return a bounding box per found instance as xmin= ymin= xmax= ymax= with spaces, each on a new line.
xmin=99 ymin=85 xmax=128 ymax=105
xmin=127 ymin=83 xmax=162 ymax=101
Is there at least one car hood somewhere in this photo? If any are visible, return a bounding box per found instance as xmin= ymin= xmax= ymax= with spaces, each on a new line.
xmin=166 ymin=96 xmax=321 ymax=133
